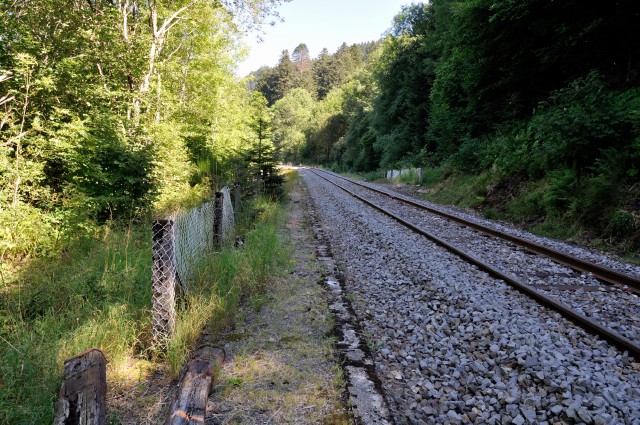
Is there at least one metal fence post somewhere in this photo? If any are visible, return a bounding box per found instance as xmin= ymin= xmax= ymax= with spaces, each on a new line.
xmin=213 ymin=191 xmax=224 ymax=249
xmin=152 ymin=219 xmax=177 ymax=347
xmin=233 ymin=182 xmax=241 ymax=221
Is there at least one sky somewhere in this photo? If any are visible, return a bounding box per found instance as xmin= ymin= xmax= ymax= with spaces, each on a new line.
xmin=236 ymin=0 xmax=412 ymax=76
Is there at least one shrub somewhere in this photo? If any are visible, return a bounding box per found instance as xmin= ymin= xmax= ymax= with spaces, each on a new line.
xmin=607 ymin=210 xmax=635 ymax=237
xmin=542 ymin=169 xmax=578 ymax=214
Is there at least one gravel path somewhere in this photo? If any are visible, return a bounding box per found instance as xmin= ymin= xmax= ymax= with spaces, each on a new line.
xmin=302 ymin=169 xmax=640 ymax=425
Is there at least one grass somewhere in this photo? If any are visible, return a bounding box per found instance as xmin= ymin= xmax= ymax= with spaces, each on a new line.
xmin=409 ymin=168 xmax=639 ymax=262
xmin=397 ymin=169 xmax=423 ymax=185
xmin=421 ymin=172 xmax=489 ymax=209
xmin=166 ymin=197 xmax=288 ymax=376
xmin=0 ymin=224 xmax=152 ymax=424
xmin=208 ymin=168 xmax=349 ymax=424
xmin=339 ymin=169 xmax=386 ymax=182
xmin=0 ymin=191 xmax=289 ymax=424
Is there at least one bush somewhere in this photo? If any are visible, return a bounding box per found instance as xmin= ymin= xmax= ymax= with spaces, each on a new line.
xmin=506 ymin=189 xmax=545 ymax=222
xmin=576 ymin=175 xmax=618 ymax=226
xmin=607 ymin=210 xmax=635 ymax=237
xmin=542 ymin=169 xmax=578 ymax=214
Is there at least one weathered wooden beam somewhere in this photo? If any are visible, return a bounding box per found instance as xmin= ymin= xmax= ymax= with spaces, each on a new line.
xmin=167 ymin=346 xmax=225 ymax=425
xmin=53 ymin=349 xmax=107 ymax=425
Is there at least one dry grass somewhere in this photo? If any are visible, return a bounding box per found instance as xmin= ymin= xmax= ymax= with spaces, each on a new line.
xmin=206 ymin=169 xmax=351 ymax=424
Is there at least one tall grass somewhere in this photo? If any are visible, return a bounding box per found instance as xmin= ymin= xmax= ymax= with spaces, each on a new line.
xmin=166 ymin=196 xmax=287 ymax=376
xmin=0 ymin=194 xmax=289 ymax=424
xmin=0 ymin=224 xmax=152 ymax=424
xmin=340 ymin=169 xmax=386 ymax=182
xmin=397 ymin=169 xmax=422 ymax=185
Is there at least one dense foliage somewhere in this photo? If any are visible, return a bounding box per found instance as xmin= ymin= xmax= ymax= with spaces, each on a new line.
xmin=1 ymin=1 xmax=290 ymax=421
xmin=0 ymin=0 xmax=287 ymax=262
xmin=259 ymin=1 xmax=640 ymax=248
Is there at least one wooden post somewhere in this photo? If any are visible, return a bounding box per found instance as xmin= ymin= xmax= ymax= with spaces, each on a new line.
xmin=152 ymin=219 xmax=177 ymax=347
xmin=53 ymin=349 xmax=107 ymax=425
xmin=167 ymin=346 xmax=225 ymax=425
xmin=213 ymin=191 xmax=224 ymax=249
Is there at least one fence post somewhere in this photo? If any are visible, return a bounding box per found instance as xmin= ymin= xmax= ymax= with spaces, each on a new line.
xmin=213 ymin=191 xmax=224 ymax=249
xmin=53 ymin=349 xmax=107 ymax=425
xmin=233 ymin=182 xmax=241 ymax=221
xmin=152 ymin=219 xmax=177 ymax=347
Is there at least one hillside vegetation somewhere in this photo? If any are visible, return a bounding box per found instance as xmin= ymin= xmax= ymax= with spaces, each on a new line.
xmin=253 ymin=1 xmax=640 ymax=254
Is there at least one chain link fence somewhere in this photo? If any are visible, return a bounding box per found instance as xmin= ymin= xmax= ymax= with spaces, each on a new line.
xmin=175 ymin=199 xmax=216 ymax=289
xmin=151 ymin=187 xmax=235 ymax=348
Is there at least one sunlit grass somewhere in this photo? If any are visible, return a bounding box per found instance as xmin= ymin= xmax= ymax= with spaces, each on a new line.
xmin=0 ymin=192 xmax=289 ymax=423
xmin=166 ymin=195 xmax=288 ymax=377
xmin=0 ymin=223 xmax=152 ymax=424
xmin=208 ymin=169 xmax=349 ymax=424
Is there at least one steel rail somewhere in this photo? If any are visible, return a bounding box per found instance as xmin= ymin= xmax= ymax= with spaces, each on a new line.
xmin=313 ymin=168 xmax=640 ymax=291
xmin=309 ymin=169 xmax=640 ymax=359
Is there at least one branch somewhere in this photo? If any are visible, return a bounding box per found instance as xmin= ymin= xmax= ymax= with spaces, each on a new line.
xmin=96 ymin=62 xmax=108 ymax=90
xmin=157 ymin=0 xmax=199 ymax=37
xmin=0 ymin=72 xmax=13 ymax=84
xmin=3 ymin=128 xmax=34 ymax=147
xmin=0 ymin=95 xmax=15 ymax=106
xmin=163 ymin=15 xmax=188 ymax=36
xmin=166 ymin=40 xmax=187 ymax=60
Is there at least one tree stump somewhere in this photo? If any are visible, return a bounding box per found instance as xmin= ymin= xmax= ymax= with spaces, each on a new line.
xmin=53 ymin=349 xmax=107 ymax=425
xmin=167 ymin=346 xmax=226 ymax=425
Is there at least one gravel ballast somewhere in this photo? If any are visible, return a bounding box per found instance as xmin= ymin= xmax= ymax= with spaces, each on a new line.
xmin=301 ymin=169 xmax=640 ymax=425
xmin=314 ymin=170 xmax=640 ymax=347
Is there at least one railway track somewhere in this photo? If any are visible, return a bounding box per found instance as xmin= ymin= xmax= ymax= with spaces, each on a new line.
xmin=309 ymin=168 xmax=640 ymax=359
xmin=313 ymin=169 xmax=640 ymax=291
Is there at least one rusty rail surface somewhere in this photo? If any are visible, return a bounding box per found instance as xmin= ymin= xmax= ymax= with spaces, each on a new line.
xmin=309 ymin=169 xmax=640 ymax=359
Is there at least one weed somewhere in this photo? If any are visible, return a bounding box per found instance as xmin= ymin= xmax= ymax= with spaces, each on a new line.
xmin=422 ymin=167 xmax=444 ymax=186
xmin=340 ymin=169 xmax=386 ymax=182
xmin=422 ymin=173 xmax=486 ymax=209
xmin=366 ymin=340 xmax=383 ymax=351
xmin=607 ymin=210 xmax=635 ymax=237
xmin=166 ymin=195 xmax=289 ymax=377
xmin=482 ymin=208 xmax=505 ymax=220
xmin=397 ymin=169 xmax=423 ymax=185
xmin=506 ymin=189 xmax=545 ymax=222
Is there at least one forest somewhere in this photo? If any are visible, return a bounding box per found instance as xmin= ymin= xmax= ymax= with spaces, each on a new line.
xmin=255 ymin=0 xmax=640 ymax=252
xmin=1 ymin=0 xmax=287 ymax=263
xmin=1 ymin=0 xmax=640 ymax=421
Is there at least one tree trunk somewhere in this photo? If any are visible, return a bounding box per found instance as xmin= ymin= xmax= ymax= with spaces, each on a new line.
xmin=135 ymin=0 xmax=200 ymax=120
